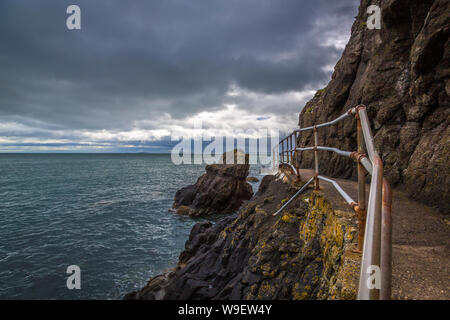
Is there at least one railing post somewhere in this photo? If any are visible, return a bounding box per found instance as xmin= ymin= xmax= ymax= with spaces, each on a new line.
xmin=356 ymin=116 xmax=367 ymax=251
xmin=287 ymin=136 xmax=292 ymax=164
xmin=285 ymin=139 xmax=288 ymax=163
xmin=287 ymin=136 xmax=291 ymax=164
xmin=288 ymin=134 xmax=290 ymax=165
xmin=295 ymin=131 xmax=300 ymax=181
xmin=380 ymin=179 xmax=392 ymax=300
xmin=289 ymin=134 xmax=294 ymax=165
xmin=313 ymin=126 xmax=320 ymax=190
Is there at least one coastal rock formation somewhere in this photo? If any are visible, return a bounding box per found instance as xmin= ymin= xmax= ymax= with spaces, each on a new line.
xmin=298 ymin=0 xmax=449 ymax=212
xmin=124 ymin=0 xmax=450 ymax=301
xmin=173 ymin=151 xmax=253 ymax=217
xmin=126 ymin=174 xmax=360 ymax=300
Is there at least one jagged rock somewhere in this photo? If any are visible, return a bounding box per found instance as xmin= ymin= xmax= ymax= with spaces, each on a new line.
xmin=126 ymin=175 xmax=360 ymax=300
xmin=173 ymin=151 xmax=253 ymax=217
xmin=297 ymin=0 xmax=449 ymax=213
xmin=124 ymin=0 xmax=450 ymax=301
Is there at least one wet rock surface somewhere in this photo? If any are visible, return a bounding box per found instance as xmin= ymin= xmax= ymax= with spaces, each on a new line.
xmin=126 ymin=175 xmax=360 ymax=300
xmin=297 ymin=0 xmax=449 ymax=213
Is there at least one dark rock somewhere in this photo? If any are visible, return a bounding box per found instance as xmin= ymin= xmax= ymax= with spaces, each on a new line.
xmin=125 ymin=0 xmax=449 ymax=301
xmin=173 ymin=152 xmax=253 ymax=217
xmin=256 ymin=175 xmax=272 ymax=196
xmin=297 ymin=0 xmax=449 ymax=213
xmin=127 ymin=174 xmax=360 ymax=300
xmin=247 ymin=177 xmax=259 ymax=182
xmin=173 ymin=185 xmax=197 ymax=207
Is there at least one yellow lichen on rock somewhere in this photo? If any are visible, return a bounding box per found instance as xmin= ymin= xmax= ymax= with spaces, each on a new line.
xmin=281 ymin=213 xmax=298 ymax=224
xmin=293 ymin=191 xmax=360 ymax=300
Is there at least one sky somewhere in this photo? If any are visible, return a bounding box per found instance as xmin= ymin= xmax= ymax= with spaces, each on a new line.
xmin=0 ymin=0 xmax=359 ymax=153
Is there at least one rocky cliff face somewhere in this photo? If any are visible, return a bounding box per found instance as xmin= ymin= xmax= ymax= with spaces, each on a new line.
xmin=173 ymin=152 xmax=253 ymax=217
xmin=126 ymin=173 xmax=360 ymax=300
xmin=298 ymin=0 xmax=449 ymax=213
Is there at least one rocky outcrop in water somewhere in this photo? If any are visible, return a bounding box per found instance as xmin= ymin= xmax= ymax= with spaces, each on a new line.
xmin=125 ymin=173 xmax=360 ymax=300
xmin=298 ymin=0 xmax=449 ymax=213
xmin=172 ymin=151 xmax=253 ymax=217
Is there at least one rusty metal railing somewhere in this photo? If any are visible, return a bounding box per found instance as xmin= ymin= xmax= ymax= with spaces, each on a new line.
xmin=273 ymin=104 xmax=392 ymax=300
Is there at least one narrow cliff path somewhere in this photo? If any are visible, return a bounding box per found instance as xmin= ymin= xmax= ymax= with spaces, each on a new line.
xmin=297 ymin=169 xmax=450 ymax=300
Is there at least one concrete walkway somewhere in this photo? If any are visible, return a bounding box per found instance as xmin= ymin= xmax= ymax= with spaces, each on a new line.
xmin=297 ymin=169 xmax=449 ymax=300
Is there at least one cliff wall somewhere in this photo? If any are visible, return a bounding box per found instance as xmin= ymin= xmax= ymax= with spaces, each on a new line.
xmin=298 ymin=0 xmax=449 ymax=212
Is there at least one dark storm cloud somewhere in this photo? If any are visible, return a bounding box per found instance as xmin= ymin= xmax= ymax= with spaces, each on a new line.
xmin=0 ymin=0 xmax=359 ymax=149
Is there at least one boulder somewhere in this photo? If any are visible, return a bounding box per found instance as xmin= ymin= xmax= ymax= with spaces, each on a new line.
xmin=173 ymin=151 xmax=253 ymax=217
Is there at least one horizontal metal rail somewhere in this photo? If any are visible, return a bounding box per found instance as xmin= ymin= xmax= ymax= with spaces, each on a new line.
xmin=317 ymin=146 xmax=352 ymax=158
xmin=318 ymin=175 xmax=356 ymax=207
xmin=296 ymin=111 xmax=351 ymax=132
xmin=282 ymin=146 xmax=354 ymax=160
xmin=273 ymin=177 xmax=314 ymax=216
xmin=274 ymin=104 xmax=392 ymax=300
xmin=315 ymin=146 xmax=352 ymax=158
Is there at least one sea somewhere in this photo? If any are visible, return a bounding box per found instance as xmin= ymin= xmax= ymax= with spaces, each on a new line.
xmin=0 ymin=153 xmax=263 ymax=299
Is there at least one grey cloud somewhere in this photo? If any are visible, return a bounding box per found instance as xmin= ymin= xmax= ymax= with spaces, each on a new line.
xmin=0 ymin=0 xmax=359 ymax=150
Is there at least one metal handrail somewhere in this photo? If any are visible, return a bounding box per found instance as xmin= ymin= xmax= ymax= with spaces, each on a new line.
xmin=273 ymin=104 xmax=392 ymax=300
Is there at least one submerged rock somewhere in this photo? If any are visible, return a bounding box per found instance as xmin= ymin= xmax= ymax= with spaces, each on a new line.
xmin=173 ymin=151 xmax=253 ymax=217
xmin=127 ymin=174 xmax=360 ymax=300
xmin=247 ymin=177 xmax=259 ymax=183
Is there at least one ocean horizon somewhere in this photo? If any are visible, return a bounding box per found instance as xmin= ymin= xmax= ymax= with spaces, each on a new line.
xmin=0 ymin=153 xmax=262 ymax=299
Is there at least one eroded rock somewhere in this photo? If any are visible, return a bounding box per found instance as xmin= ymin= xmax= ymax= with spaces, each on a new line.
xmin=173 ymin=151 xmax=253 ymax=217
xmin=126 ymin=175 xmax=360 ymax=300
xmin=297 ymin=0 xmax=449 ymax=212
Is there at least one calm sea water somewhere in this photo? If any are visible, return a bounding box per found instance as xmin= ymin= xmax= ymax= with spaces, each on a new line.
xmin=0 ymin=154 xmax=262 ymax=299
